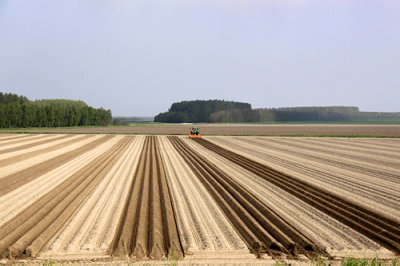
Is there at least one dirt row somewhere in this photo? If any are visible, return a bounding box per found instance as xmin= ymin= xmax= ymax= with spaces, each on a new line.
xmin=109 ymin=136 xmax=182 ymax=259
xmin=260 ymin=139 xmax=398 ymax=178
xmin=306 ymin=137 xmax=400 ymax=153
xmin=234 ymin=137 xmax=400 ymax=207
xmin=207 ymin=137 xmax=400 ymax=221
xmin=168 ymin=136 xmax=322 ymax=258
xmin=0 ymin=135 xmax=114 ymax=197
xmin=0 ymin=135 xmax=71 ymax=155
xmin=0 ymin=134 xmax=49 ymax=148
xmin=158 ymin=136 xmax=248 ymax=255
xmin=0 ymin=135 xmax=90 ymax=169
xmin=4 ymin=124 xmax=400 ymax=136
xmin=184 ymin=137 xmax=386 ymax=257
xmin=0 ymin=134 xmax=398 ymax=263
xmin=0 ymin=135 xmax=80 ymax=160
xmin=0 ymin=137 xmax=124 ymax=229
xmin=40 ymin=137 xmax=144 ymax=258
xmin=193 ymin=138 xmax=400 ymax=255
xmin=0 ymin=136 xmax=135 ymax=259
xmin=257 ymin=137 xmax=400 ymax=171
xmin=0 ymin=135 xmax=103 ymax=180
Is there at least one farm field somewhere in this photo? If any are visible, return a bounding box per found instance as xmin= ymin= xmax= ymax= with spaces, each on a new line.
xmin=3 ymin=123 xmax=400 ymax=137
xmin=0 ymin=134 xmax=399 ymax=265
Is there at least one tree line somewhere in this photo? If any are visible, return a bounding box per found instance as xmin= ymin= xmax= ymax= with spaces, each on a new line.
xmin=154 ymin=100 xmax=251 ymax=123
xmin=0 ymin=92 xmax=112 ymax=128
xmin=154 ymin=100 xmax=400 ymax=123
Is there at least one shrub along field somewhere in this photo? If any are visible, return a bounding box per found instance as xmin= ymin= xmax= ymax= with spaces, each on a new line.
xmin=0 ymin=134 xmax=399 ymax=264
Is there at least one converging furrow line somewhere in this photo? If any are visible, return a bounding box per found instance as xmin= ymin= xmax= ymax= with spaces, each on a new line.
xmin=168 ymin=136 xmax=322 ymax=258
xmin=109 ymin=136 xmax=182 ymax=259
xmin=193 ymin=138 xmax=400 ymax=255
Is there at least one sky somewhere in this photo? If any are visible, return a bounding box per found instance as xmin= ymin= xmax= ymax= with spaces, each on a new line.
xmin=0 ymin=0 xmax=399 ymax=116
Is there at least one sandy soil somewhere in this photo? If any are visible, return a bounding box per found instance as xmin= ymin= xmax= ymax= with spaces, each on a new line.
xmin=185 ymin=137 xmax=396 ymax=258
xmin=0 ymin=136 xmax=134 ymax=259
xmin=0 ymin=136 xmax=123 ymax=228
xmin=205 ymin=137 xmax=400 ymax=222
xmin=159 ymin=136 xmax=248 ymax=254
xmin=0 ymin=134 xmax=398 ymax=264
xmin=4 ymin=123 xmax=400 ymax=136
xmin=0 ymin=135 xmax=101 ymax=179
xmin=0 ymin=134 xmax=57 ymax=150
xmin=40 ymin=136 xmax=144 ymax=256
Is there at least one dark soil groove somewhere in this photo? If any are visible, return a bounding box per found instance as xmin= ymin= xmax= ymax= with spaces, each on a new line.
xmin=109 ymin=136 xmax=182 ymax=259
xmin=0 ymin=136 xmax=134 ymax=259
xmin=194 ymin=138 xmax=400 ymax=254
xmin=169 ymin=136 xmax=322 ymax=258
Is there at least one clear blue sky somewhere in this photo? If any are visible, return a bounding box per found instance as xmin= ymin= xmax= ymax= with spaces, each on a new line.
xmin=1 ymin=0 xmax=399 ymax=116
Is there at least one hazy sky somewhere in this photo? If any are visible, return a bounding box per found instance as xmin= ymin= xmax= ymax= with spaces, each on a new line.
xmin=1 ymin=0 xmax=399 ymax=116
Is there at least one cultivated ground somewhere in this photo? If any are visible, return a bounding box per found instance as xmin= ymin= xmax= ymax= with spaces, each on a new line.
xmin=0 ymin=133 xmax=399 ymax=265
xmin=3 ymin=123 xmax=400 ymax=137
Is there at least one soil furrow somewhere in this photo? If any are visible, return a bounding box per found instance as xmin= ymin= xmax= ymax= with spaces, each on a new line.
xmin=153 ymin=137 xmax=183 ymax=258
xmin=0 ymin=135 xmax=72 ymax=155
xmin=109 ymin=136 xmax=182 ymax=259
xmin=0 ymin=135 xmax=88 ymax=168
xmin=355 ymin=139 xmax=400 ymax=149
xmin=233 ymin=137 xmax=400 ymax=199
xmin=0 ymin=136 xmax=133 ymax=258
xmin=0 ymin=135 xmax=112 ymax=197
xmin=185 ymin=138 xmax=385 ymax=255
xmin=169 ymin=136 xmax=321 ymax=258
xmin=240 ymin=138 xmax=398 ymax=179
xmin=0 ymin=137 xmax=122 ymax=229
xmin=0 ymin=135 xmax=42 ymax=146
xmin=297 ymin=138 xmax=400 ymax=160
xmin=42 ymin=137 xmax=144 ymax=255
xmin=0 ymin=135 xmax=51 ymax=149
xmin=198 ymin=139 xmax=400 ymax=230
xmin=303 ymin=138 xmax=400 ymax=155
xmin=24 ymin=137 xmax=134 ymax=258
xmin=210 ymin=137 xmax=400 ymax=210
xmin=194 ymin=138 xmax=400 ymax=254
xmin=158 ymin=136 xmax=247 ymax=254
xmin=254 ymin=138 xmax=400 ymax=170
xmin=0 ymin=135 xmax=31 ymax=142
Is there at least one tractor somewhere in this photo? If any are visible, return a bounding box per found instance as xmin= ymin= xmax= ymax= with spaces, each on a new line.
xmin=189 ymin=127 xmax=202 ymax=139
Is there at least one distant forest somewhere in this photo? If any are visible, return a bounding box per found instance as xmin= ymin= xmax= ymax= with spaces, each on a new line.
xmin=0 ymin=92 xmax=112 ymax=128
xmin=154 ymin=100 xmax=400 ymax=123
xmin=112 ymin=116 xmax=154 ymax=125
xmin=154 ymin=100 xmax=251 ymax=123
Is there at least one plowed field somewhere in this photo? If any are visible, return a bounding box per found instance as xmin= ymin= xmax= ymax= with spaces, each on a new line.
xmin=0 ymin=134 xmax=399 ymax=264
xmin=4 ymin=123 xmax=400 ymax=137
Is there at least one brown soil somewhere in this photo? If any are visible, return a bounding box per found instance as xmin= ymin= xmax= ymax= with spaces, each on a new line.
xmin=0 ymin=134 xmax=398 ymax=264
xmin=0 ymin=134 xmax=37 ymax=142
xmin=109 ymin=136 xmax=182 ymax=259
xmin=168 ymin=136 xmax=321 ymax=258
xmin=193 ymin=138 xmax=400 ymax=254
xmin=187 ymin=137 xmax=387 ymax=257
xmin=41 ymin=137 xmax=143 ymax=255
xmin=158 ymin=136 xmax=248 ymax=254
xmin=4 ymin=124 xmax=400 ymax=136
xmin=0 ymin=135 xmax=88 ymax=168
xmin=208 ymin=137 xmax=400 ymax=221
xmin=0 ymin=134 xmax=49 ymax=148
xmin=0 ymin=135 xmax=72 ymax=155
xmin=0 ymin=135 xmax=113 ymax=197
xmin=0 ymin=136 xmax=134 ymax=259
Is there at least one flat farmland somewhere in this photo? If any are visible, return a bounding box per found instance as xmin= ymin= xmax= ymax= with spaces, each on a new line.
xmin=0 ymin=134 xmax=399 ymax=265
xmin=3 ymin=123 xmax=400 ymax=137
